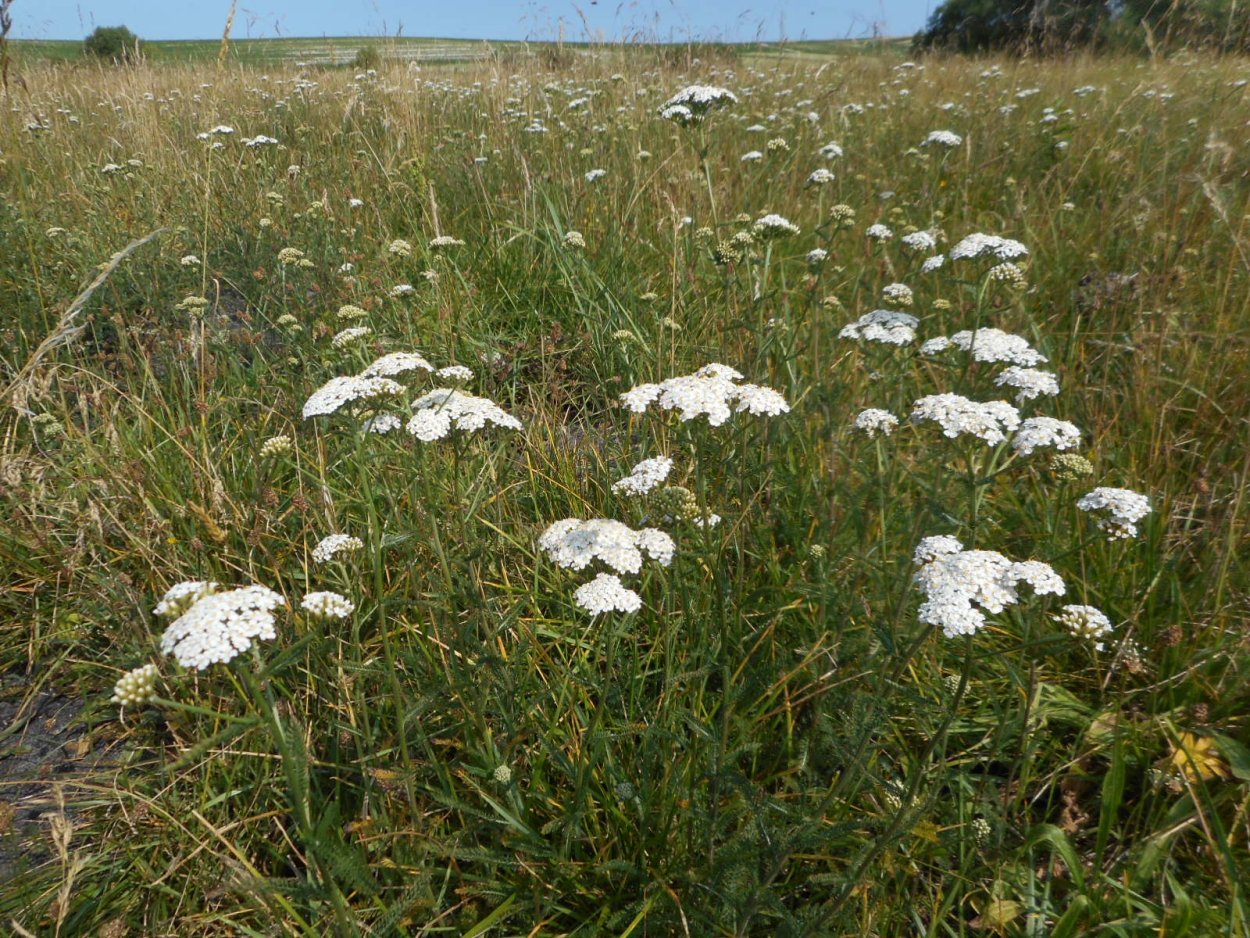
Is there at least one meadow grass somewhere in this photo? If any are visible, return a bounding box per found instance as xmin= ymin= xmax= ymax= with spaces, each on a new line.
xmin=0 ymin=44 xmax=1247 ymax=937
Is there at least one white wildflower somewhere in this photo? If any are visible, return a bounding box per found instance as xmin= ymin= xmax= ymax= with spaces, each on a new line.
xmin=949 ymin=233 xmax=1029 ymax=261
xmin=574 ymin=573 xmax=643 ymax=615
xmin=111 ymin=663 xmax=159 ymax=706
xmin=911 ymin=394 xmax=1021 ymax=445
xmin=302 ymin=375 xmax=403 ymax=419
xmin=311 ymin=534 xmax=364 ymax=564
xmin=360 ymin=352 xmax=435 ymax=378
xmin=539 ymin=518 xmax=674 ymax=575
xmin=1077 ymin=487 xmax=1152 ymax=540
xmin=922 ymin=129 xmax=963 ymax=147
xmin=300 ymin=591 xmax=355 ymax=620
xmin=994 ymin=367 xmax=1060 ymax=402
xmin=154 ymin=581 xmax=221 ymax=618
xmin=612 ymin=456 xmax=674 ymax=497
xmin=753 ymin=213 xmax=800 ymax=238
xmin=1055 ymin=604 xmax=1113 ymax=648
xmin=158 ymin=585 xmax=286 ymax=670
xmin=839 ymin=310 xmax=919 ymax=346
xmin=332 ymin=326 xmax=372 ymax=348
xmin=619 ymin=364 xmax=788 ymax=426
xmin=1012 ymin=417 xmax=1081 ymax=456
xmin=435 ymin=365 xmax=474 ymax=382
xmin=407 ymin=389 xmax=522 ymax=441
xmin=914 ymin=537 xmax=1064 ymax=638
xmin=854 ymin=408 xmax=899 ymax=437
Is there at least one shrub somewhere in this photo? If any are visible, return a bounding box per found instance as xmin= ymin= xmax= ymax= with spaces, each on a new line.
xmin=84 ymin=25 xmax=140 ymax=63
xmin=351 ymin=46 xmax=382 ymax=70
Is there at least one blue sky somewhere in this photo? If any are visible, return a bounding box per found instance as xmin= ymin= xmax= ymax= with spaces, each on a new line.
xmin=14 ymin=1 xmax=935 ymax=42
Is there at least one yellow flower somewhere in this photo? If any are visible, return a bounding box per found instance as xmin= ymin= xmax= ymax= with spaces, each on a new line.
xmin=1163 ymin=732 xmax=1230 ymax=783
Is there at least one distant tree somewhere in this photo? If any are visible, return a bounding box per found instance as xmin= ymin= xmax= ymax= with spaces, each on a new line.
xmin=351 ymin=46 xmax=382 ymax=70
xmin=84 ymin=25 xmax=140 ymax=63
xmin=914 ymin=0 xmax=1109 ymax=52
xmin=916 ymin=0 xmax=1249 ymax=53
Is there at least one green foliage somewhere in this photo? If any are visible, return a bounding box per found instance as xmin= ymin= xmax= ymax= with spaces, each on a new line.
xmin=0 ymin=46 xmax=1248 ymax=936
xmin=350 ymin=45 xmax=382 ymax=70
xmin=83 ymin=25 xmax=140 ymax=62
xmin=917 ymin=0 xmax=1250 ymax=52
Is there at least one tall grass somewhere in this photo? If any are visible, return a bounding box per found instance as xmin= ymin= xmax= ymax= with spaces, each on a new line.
xmin=0 ymin=47 xmax=1247 ymax=936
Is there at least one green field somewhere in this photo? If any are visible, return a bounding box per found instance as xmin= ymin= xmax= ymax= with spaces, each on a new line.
xmin=0 ymin=41 xmax=1247 ymax=937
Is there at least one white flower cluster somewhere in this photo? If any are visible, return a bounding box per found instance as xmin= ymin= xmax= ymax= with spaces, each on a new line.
xmin=922 ymin=129 xmax=963 ymax=147
xmin=913 ymin=536 xmax=1065 ymax=638
xmin=854 ymin=408 xmax=899 ymax=437
xmin=994 ymin=366 xmax=1060 ymax=401
xmin=839 ymin=310 xmax=919 ymax=346
xmin=882 ymin=283 xmax=913 ymax=307
xmin=865 ymin=224 xmax=894 ymax=240
xmin=312 ymin=534 xmax=364 ymax=564
xmin=1054 ymin=604 xmax=1113 ymax=648
xmin=429 ymin=235 xmax=464 ymax=249
xmin=359 ymin=351 xmax=435 ymax=378
xmin=949 ymin=233 xmax=1029 ymax=262
xmin=1077 ymin=487 xmax=1152 ymax=539
xmin=539 ymin=518 xmax=674 ymax=574
xmin=921 ymin=254 xmax=946 ymax=273
xmin=911 ymin=394 xmax=1021 ymax=445
xmin=658 ymin=85 xmax=738 ymax=123
xmin=1012 ymin=417 xmax=1081 ymax=456
xmin=300 ymin=591 xmax=355 ymax=620
xmin=158 ymin=584 xmax=286 ymax=670
xmin=332 ymin=326 xmax=371 ymax=348
xmin=436 ymin=365 xmax=474 ymax=382
xmin=574 ymin=573 xmax=644 ymax=615
xmin=112 ymin=663 xmax=159 ymax=706
xmin=922 ymin=328 xmax=1046 ymax=366
xmin=806 ymin=168 xmax=835 ymax=186
xmin=612 ymin=456 xmax=674 ymax=496
xmin=753 ymin=213 xmax=800 ymax=238
xmin=408 ymin=389 xmax=523 ymax=441
xmin=819 ymin=141 xmax=844 ymax=159
xmin=539 ymin=518 xmax=675 ymax=616
xmin=302 ymin=375 xmax=403 ymax=419
xmin=901 ymin=230 xmax=937 ymax=252
xmin=153 ymin=580 xmax=220 ymax=618
xmin=620 ymin=364 xmax=790 ymax=426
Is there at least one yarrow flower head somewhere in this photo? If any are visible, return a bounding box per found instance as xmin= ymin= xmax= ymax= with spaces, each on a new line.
xmin=260 ymin=434 xmax=293 ymax=458
xmin=154 ymin=580 xmax=221 ymax=618
xmin=332 ymin=326 xmax=372 ymax=348
xmin=620 ymin=364 xmax=789 ymax=426
xmin=922 ymin=129 xmax=963 ymax=148
xmin=111 ymin=663 xmax=159 ymax=707
xmin=882 ymin=283 xmax=913 ymax=307
xmin=995 ymin=366 xmax=1060 ymax=402
xmin=407 ymin=389 xmax=522 ymax=441
xmin=922 ymin=328 xmax=1046 ymax=366
xmin=854 ymin=408 xmax=899 ymax=437
xmin=911 ymin=394 xmax=1021 ymax=445
xmin=359 ymin=351 xmax=435 ymax=378
xmin=949 ymin=233 xmax=1029 ymax=262
xmin=1055 ymin=604 xmax=1113 ymax=649
xmin=158 ymin=584 xmax=286 ymax=670
xmin=574 ymin=573 xmax=643 ymax=615
xmin=612 ymin=456 xmax=674 ymax=496
xmin=1077 ymin=487 xmax=1152 ymax=540
xmin=839 ymin=310 xmax=919 ymax=346
xmin=539 ymin=518 xmax=674 ymax=574
xmin=901 ymin=230 xmax=938 ymax=252
xmin=302 ymin=375 xmax=403 ymax=419
xmin=312 ymin=534 xmax=365 ymax=564
xmin=913 ymin=535 xmax=1065 ymax=638
xmin=429 ymin=235 xmax=465 ymax=250
xmin=300 ymin=591 xmax=355 ymax=620
xmin=865 ymin=223 xmax=894 ymax=241
xmin=752 ymin=213 xmax=800 ymax=238
xmin=1012 ymin=417 xmax=1081 ymax=456
xmin=658 ymin=85 xmax=738 ymax=123
xmin=806 ymin=168 xmax=835 ymax=187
